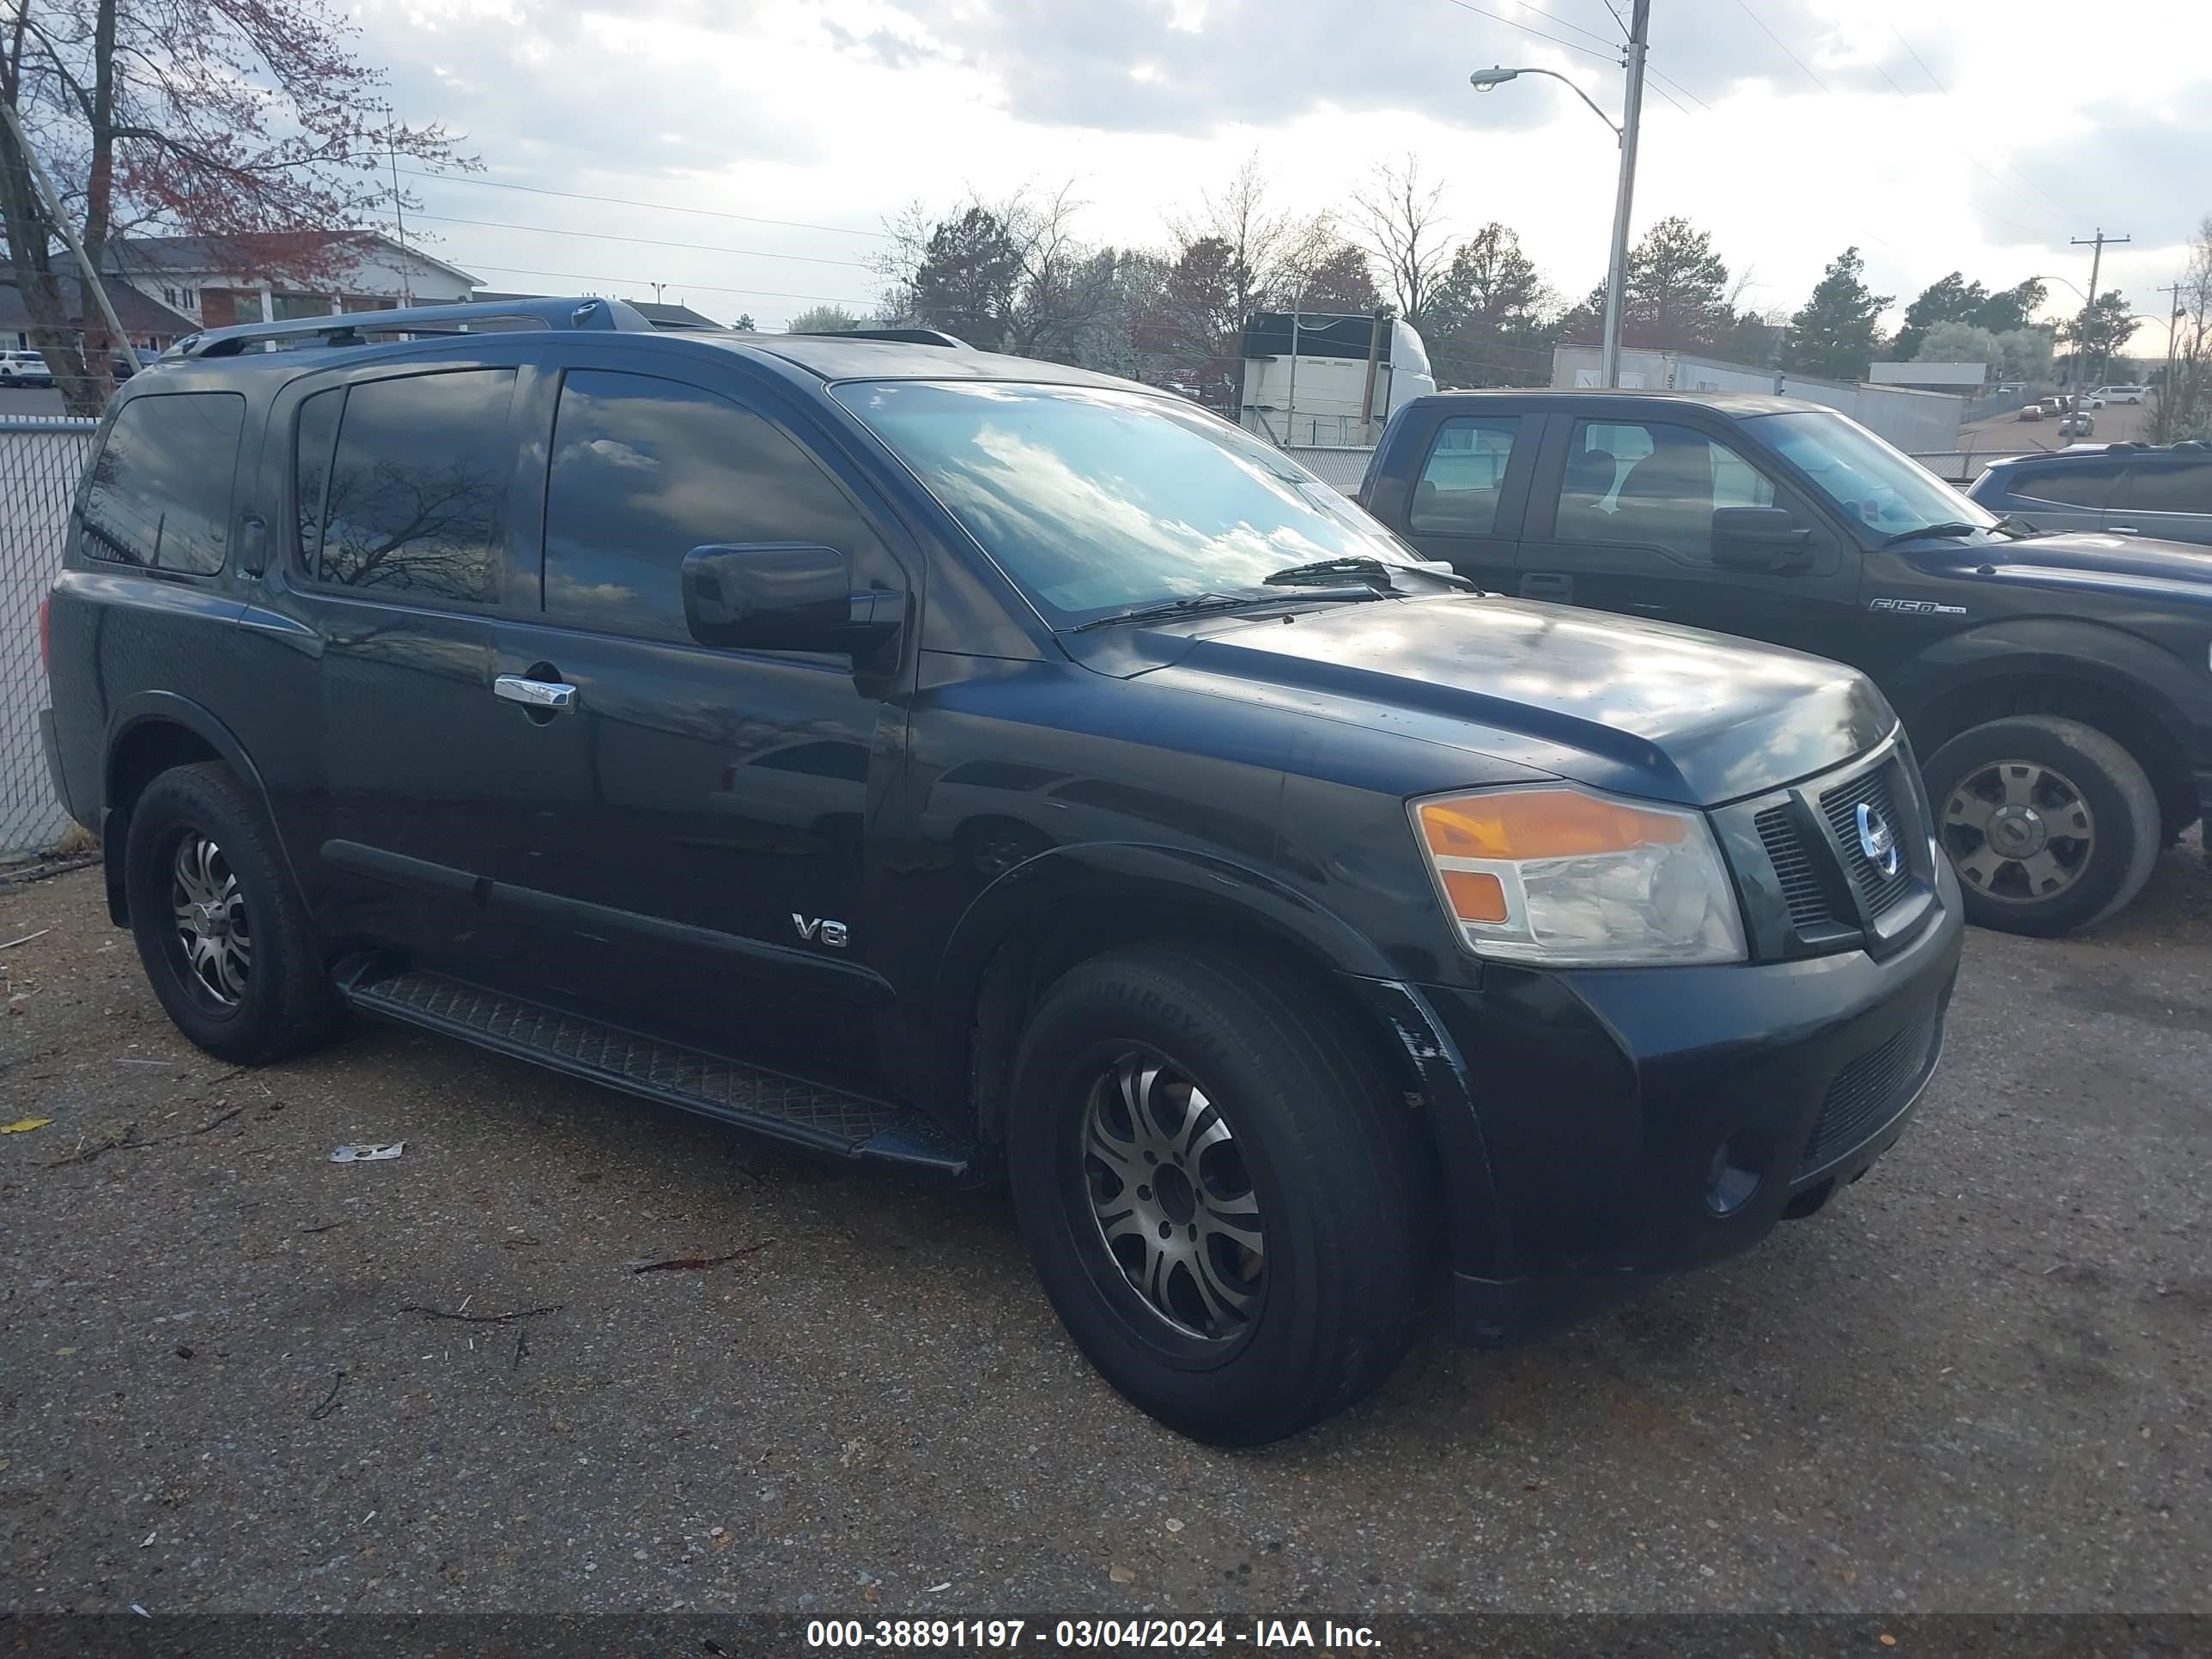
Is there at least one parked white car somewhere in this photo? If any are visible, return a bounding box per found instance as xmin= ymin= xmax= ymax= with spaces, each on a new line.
xmin=0 ymin=349 xmax=55 ymax=386
xmin=2093 ymin=384 xmax=2147 ymax=404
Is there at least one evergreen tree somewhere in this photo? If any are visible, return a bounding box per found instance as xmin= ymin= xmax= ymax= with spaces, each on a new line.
xmin=1779 ymin=247 xmax=1891 ymax=379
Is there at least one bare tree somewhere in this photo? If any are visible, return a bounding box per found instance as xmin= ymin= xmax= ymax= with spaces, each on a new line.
xmin=1350 ymin=155 xmax=1452 ymax=325
xmin=1165 ymin=152 xmax=1332 ymax=327
xmin=872 ymin=182 xmax=1121 ymax=361
xmin=2152 ymin=214 xmax=2212 ymax=444
xmin=1 ymin=0 xmax=470 ymax=414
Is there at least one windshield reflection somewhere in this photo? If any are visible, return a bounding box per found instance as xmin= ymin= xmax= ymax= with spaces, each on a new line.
xmin=833 ymin=380 xmax=1420 ymax=627
xmin=1744 ymin=409 xmax=1998 ymax=541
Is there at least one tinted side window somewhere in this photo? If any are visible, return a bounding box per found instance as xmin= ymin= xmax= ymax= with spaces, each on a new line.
xmin=543 ymin=369 xmax=890 ymax=641
xmin=2114 ymin=462 xmax=2212 ymax=516
xmin=1553 ymin=419 xmax=1774 ymax=562
xmin=294 ymin=387 xmax=343 ymax=570
xmin=2010 ymin=465 xmax=2119 ymax=509
xmin=312 ymin=368 xmax=515 ymax=604
xmin=79 ymin=392 xmax=245 ymax=575
xmin=1409 ymin=416 xmax=1522 ymax=536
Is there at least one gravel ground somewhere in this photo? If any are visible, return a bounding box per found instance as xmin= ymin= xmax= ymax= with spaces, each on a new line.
xmin=1 ymin=842 xmax=2207 ymax=1620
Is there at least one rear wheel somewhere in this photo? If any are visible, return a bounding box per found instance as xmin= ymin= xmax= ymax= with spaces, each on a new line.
xmin=123 ymin=763 xmax=340 ymax=1063
xmin=1923 ymin=715 xmax=2159 ymax=936
xmin=1006 ymin=944 xmax=1432 ymax=1445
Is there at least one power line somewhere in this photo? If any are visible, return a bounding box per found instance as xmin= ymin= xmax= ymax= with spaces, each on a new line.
xmin=1438 ymin=0 xmax=1620 ymax=64
xmin=396 ymin=167 xmax=890 ymax=241
xmin=1510 ymin=3 xmax=1621 ymax=51
xmin=1645 ymin=80 xmax=1691 ymax=118
xmin=1644 ymin=64 xmax=1714 ymax=114
xmin=1885 ymin=21 xmax=2081 ymax=223
xmin=410 ymin=212 xmax=878 ymax=271
xmin=450 ymin=261 xmax=879 ymax=308
xmin=1729 ymin=0 xmax=1830 ymax=94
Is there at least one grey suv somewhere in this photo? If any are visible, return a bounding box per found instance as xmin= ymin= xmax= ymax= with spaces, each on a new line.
xmin=1969 ymin=442 xmax=2212 ymax=548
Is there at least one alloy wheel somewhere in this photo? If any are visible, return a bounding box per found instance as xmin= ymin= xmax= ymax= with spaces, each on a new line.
xmin=169 ymin=831 xmax=252 ymax=1006
xmin=1079 ymin=1052 xmax=1266 ymax=1343
xmin=1942 ymin=759 xmax=2095 ymax=904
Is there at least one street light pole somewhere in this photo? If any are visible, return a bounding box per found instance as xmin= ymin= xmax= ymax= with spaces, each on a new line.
xmin=1470 ymin=0 xmax=1649 ymax=389
xmin=1602 ymin=0 xmax=1650 ymax=390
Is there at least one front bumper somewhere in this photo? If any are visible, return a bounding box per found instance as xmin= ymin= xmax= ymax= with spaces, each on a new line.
xmin=1384 ymin=855 xmax=1963 ymax=1346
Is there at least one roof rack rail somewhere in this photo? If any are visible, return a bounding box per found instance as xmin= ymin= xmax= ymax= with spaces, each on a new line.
xmin=168 ymin=295 xmax=656 ymax=360
xmin=786 ymin=327 xmax=971 ymax=349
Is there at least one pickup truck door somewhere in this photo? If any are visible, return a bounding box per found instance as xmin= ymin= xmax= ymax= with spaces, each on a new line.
xmin=1514 ymin=412 xmax=1861 ymax=661
xmin=1364 ymin=409 xmax=1536 ymax=590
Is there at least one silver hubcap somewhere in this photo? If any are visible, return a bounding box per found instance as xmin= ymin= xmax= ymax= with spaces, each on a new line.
xmin=170 ymin=833 xmax=252 ymax=1005
xmin=1081 ymin=1054 xmax=1265 ymax=1343
xmin=1942 ymin=760 xmax=2094 ymax=904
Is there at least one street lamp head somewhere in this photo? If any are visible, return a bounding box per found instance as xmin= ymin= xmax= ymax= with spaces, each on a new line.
xmin=1469 ymin=66 xmax=1521 ymax=89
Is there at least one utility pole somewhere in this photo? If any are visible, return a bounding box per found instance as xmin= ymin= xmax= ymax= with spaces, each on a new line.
xmin=1601 ymin=0 xmax=1651 ymax=388
xmin=2069 ymin=228 xmax=2130 ymax=386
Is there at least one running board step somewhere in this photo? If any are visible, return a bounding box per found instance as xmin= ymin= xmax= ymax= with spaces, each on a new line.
xmin=336 ymin=963 xmax=972 ymax=1179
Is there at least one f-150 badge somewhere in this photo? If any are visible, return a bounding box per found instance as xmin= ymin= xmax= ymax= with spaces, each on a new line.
xmin=1869 ymin=597 xmax=1966 ymax=616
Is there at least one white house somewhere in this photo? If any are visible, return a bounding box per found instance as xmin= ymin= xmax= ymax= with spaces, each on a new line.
xmin=103 ymin=232 xmax=479 ymax=331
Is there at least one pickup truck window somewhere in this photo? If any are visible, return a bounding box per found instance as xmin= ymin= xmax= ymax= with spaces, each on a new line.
xmin=1553 ymin=418 xmax=1774 ymax=562
xmin=1410 ymin=416 xmax=1522 ymax=536
xmin=832 ymin=380 xmax=1419 ymax=628
xmin=80 ymin=392 xmax=246 ymax=576
xmin=1741 ymin=408 xmax=1996 ymax=540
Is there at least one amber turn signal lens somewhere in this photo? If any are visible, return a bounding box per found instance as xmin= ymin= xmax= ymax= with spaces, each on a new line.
xmin=1439 ymin=869 xmax=1509 ymax=923
xmin=1418 ymin=788 xmax=1688 ymax=860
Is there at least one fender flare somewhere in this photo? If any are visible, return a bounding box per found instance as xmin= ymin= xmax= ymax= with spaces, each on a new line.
xmin=916 ymin=840 xmax=1508 ymax=1273
xmin=1885 ymin=618 xmax=2203 ymax=749
xmin=101 ymin=690 xmax=308 ymax=912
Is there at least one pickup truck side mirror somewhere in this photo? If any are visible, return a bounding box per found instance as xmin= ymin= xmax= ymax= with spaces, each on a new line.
xmin=682 ymin=544 xmax=902 ymax=655
xmin=1711 ymin=506 xmax=1814 ymax=572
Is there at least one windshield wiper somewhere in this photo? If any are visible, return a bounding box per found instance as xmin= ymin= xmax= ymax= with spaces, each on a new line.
xmin=1994 ymin=514 xmax=2051 ymax=539
xmin=1881 ymin=520 xmax=1989 ymax=548
xmin=1072 ymin=583 xmax=1388 ymax=633
xmin=1264 ymin=556 xmax=1399 ymax=588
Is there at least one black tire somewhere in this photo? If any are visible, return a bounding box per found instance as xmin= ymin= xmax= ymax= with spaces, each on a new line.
xmin=1923 ymin=715 xmax=2160 ymax=937
xmin=123 ymin=762 xmax=340 ymax=1063
xmin=1006 ymin=944 xmax=1432 ymax=1445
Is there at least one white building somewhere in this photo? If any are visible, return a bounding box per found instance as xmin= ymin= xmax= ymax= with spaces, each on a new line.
xmin=1551 ymin=344 xmax=1966 ymax=455
xmin=104 ymin=233 xmax=479 ymax=331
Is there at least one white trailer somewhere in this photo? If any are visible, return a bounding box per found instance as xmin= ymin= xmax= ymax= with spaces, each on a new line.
xmin=1239 ymin=312 xmax=1437 ymax=447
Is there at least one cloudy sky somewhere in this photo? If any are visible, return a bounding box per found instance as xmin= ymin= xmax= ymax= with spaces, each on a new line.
xmin=365 ymin=0 xmax=2204 ymax=356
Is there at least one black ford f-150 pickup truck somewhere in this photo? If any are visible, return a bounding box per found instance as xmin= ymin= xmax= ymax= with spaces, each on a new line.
xmin=40 ymin=301 xmax=1961 ymax=1443
xmin=1358 ymin=390 xmax=2212 ymax=938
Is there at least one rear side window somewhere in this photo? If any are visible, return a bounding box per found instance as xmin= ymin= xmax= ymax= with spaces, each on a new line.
xmin=1553 ymin=418 xmax=1776 ymax=561
xmin=2113 ymin=462 xmax=2211 ymax=516
xmin=542 ymin=369 xmax=890 ymax=642
xmin=301 ymin=368 xmax=516 ymax=604
xmin=1408 ymin=416 xmax=1522 ymax=536
xmin=2009 ymin=465 xmax=2121 ymax=509
xmin=79 ymin=392 xmax=245 ymax=575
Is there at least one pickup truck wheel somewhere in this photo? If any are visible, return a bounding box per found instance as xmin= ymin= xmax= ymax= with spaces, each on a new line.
xmin=123 ymin=762 xmax=340 ymax=1063
xmin=1923 ymin=716 xmax=2159 ymax=937
xmin=1006 ymin=944 xmax=1431 ymax=1445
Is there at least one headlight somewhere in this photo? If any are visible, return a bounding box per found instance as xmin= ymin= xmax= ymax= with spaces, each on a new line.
xmin=1412 ymin=785 xmax=1747 ymax=967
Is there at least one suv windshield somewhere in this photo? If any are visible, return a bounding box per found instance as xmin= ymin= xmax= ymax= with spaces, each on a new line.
xmin=831 ymin=380 xmax=1422 ymax=627
xmin=1742 ymin=409 xmax=1997 ymax=541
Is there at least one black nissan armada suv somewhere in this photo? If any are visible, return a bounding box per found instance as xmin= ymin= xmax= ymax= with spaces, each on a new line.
xmin=40 ymin=299 xmax=1963 ymax=1443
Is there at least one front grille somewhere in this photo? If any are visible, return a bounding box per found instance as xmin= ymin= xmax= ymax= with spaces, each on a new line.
xmin=1756 ymin=805 xmax=1832 ymax=930
xmin=1800 ymin=1012 xmax=1936 ymax=1174
xmin=1820 ymin=765 xmax=1914 ymax=920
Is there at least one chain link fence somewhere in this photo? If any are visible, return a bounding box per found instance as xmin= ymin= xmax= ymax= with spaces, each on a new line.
xmin=1 ymin=415 xmax=99 ymax=858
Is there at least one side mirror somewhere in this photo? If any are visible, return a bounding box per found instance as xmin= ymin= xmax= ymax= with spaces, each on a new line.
xmin=1711 ymin=506 xmax=1813 ymax=571
xmin=682 ymin=544 xmax=902 ymax=655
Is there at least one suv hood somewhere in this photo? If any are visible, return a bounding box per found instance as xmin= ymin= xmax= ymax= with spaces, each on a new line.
xmin=1066 ymin=593 xmax=1893 ymax=806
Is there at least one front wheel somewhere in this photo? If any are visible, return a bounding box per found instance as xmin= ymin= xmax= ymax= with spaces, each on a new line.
xmin=1006 ymin=945 xmax=1433 ymax=1445
xmin=1923 ymin=715 xmax=2160 ymax=936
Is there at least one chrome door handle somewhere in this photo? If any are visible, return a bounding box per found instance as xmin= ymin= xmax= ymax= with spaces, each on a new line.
xmin=2107 ymin=526 xmax=2140 ymax=535
xmin=493 ymin=674 xmax=576 ymax=710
